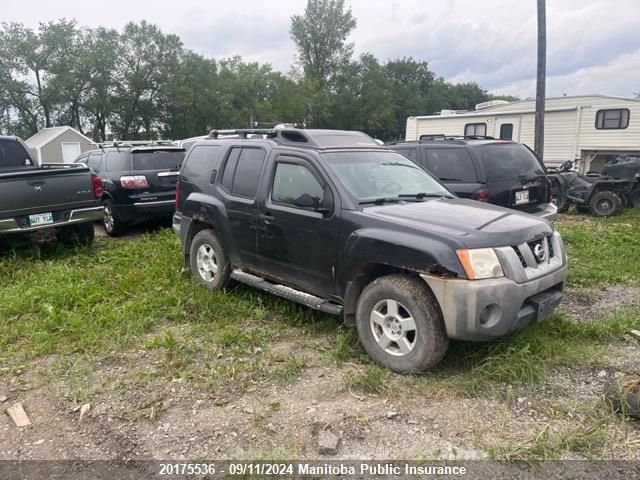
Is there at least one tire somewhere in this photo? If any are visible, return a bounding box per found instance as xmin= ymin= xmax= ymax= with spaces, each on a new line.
xmin=102 ymin=198 xmax=126 ymax=236
xmin=605 ymin=376 xmax=640 ymax=419
xmin=355 ymin=275 xmax=448 ymax=373
xmin=189 ymin=229 xmax=231 ymax=291
xmin=589 ymin=191 xmax=623 ymax=217
xmin=550 ymin=191 xmax=568 ymax=213
xmin=58 ymin=223 xmax=95 ymax=246
xmin=630 ymin=189 xmax=640 ymax=208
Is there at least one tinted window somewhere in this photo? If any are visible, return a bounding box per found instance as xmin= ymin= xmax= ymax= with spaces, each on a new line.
xmin=105 ymin=151 xmax=130 ymax=172
xmin=132 ymin=150 xmax=184 ymax=170
xmin=231 ymin=148 xmax=265 ymax=198
xmin=182 ymin=146 xmax=221 ymax=184
xmin=87 ymin=153 xmax=102 ymax=172
xmin=464 ymin=123 xmax=487 ymax=136
xmin=499 ymin=124 xmax=514 ymax=140
xmin=595 ymin=109 xmax=629 ymax=129
xmin=272 ymin=162 xmax=324 ymax=207
xmin=396 ymin=147 xmax=418 ymax=163
xmin=426 ymin=149 xmax=477 ymax=182
xmin=221 ymin=148 xmax=241 ymax=191
xmin=0 ymin=138 xmax=32 ymax=168
xmin=476 ymin=144 xmax=545 ymax=182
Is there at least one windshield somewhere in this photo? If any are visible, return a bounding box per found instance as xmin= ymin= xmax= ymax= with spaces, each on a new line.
xmin=132 ymin=150 xmax=185 ymax=170
xmin=323 ymin=151 xmax=451 ymax=202
xmin=476 ymin=143 xmax=545 ymax=181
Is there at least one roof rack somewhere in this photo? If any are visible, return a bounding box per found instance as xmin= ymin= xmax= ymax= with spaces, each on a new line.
xmin=207 ymin=128 xmax=382 ymax=149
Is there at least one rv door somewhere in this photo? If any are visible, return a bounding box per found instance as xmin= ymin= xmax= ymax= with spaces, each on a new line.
xmin=494 ymin=117 xmax=520 ymax=141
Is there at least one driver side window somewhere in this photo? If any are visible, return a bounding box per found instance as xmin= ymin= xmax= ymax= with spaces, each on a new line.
xmin=272 ymin=162 xmax=325 ymax=209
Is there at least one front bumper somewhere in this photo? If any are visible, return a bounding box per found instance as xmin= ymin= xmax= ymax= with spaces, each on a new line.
xmin=420 ymin=231 xmax=568 ymax=341
xmin=421 ymin=265 xmax=567 ymax=341
xmin=0 ymin=206 xmax=104 ymax=235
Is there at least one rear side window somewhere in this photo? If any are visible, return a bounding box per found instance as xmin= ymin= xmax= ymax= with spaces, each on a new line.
xmin=426 ymin=148 xmax=477 ymax=182
xmin=0 ymin=138 xmax=32 ymax=168
xmin=220 ymin=147 xmax=266 ymax=198
xmin=231 ymin=148 xmax=266 ymax=197
xmin=395 ymin=147 xmax=419 ymax=163
xmin=132 ymin=150 xmax=185 ymax=170
xmin=182 ymin=146 xmax=221 ymax=185
xmin=105 ymin=151 xmax=130 ymax=172
xmin=87 ymin=153 xmax=102 ymax=172
xmin=476 ymin=144 xmax=545 ymax=181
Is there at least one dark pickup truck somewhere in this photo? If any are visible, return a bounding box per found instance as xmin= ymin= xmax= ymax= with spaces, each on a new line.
xmin=0 ymin=136 xmax=103 ymax=245
xmin=173 ymin=128 xmax=568 ymax=372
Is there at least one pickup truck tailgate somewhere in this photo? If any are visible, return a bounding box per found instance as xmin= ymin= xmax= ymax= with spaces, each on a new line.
xmin=0 ymin=166 xmax=96 ymax=218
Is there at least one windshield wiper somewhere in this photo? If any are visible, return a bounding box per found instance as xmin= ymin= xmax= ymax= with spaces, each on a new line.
xmin=398 ymin=192 xmax=454 ymax=199
xmin=359 ymin=197 xmax=404 ymax=205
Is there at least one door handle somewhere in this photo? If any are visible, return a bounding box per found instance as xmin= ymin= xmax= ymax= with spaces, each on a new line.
xmin=259 ymin=212 xmax=274 ymax=224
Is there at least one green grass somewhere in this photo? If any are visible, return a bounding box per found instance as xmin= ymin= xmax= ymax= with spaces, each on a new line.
xmin=557 ymin=208 xmax=640 ymax=287
xmin=1 ymin=211 xmax=638 ymax=397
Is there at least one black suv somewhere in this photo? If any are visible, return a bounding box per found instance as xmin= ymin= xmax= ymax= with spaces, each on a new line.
xmin=173 ymin=128 xmax=568 ymax=373
xmin=76 ymin=144 xmax=185 ymax=236
xmin=388 ymin=137 xmax=557 ymax=221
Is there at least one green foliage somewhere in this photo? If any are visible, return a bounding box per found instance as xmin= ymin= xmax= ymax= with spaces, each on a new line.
xmin=0 ymin=10 xmax=505 ymax=141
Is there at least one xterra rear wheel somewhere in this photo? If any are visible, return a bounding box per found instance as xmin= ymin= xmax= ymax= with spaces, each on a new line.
xmin=355 ymin=275 xmax=448 ymax=373
xmin=589 ymin=191 xmax=623 ymax=217
xmin=189 ymin=229 xmax=231 ymax=291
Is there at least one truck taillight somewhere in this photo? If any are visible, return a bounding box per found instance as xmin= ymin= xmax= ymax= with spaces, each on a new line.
xmin=91 ymin=174 xmax=103 ymax=199
xmin=471 ymin=187 xmax=490 ymax=202
xmin=120 ymin=175 xmax=149 ymax=189
xmin=175 ymin=180 xmax=181 ymax=212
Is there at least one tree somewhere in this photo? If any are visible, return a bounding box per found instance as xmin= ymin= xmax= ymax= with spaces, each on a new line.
xmin=110 ymin=21 xmax=183 ymax=139
xmin=290 ymin=0 xmax=356 ymax=84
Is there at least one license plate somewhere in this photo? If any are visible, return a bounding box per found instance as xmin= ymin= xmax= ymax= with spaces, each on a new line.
xmin=515 ymin=190 xmax=530 ymax=205
xmin=28 ymin=212 xmax=54 ymax=226
xmin=537 ymin=296 xmax=561 ymax=320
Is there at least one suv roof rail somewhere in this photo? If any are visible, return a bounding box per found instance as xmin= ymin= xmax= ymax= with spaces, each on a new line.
xmin=97 ymin=140 xmax=176 ymax=148
xmin=207 ymin=128 xmax=382 ymax=149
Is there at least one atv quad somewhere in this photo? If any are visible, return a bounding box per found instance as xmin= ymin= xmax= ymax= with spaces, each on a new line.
xmin=548 ymin=160 xmax=636 ymax=217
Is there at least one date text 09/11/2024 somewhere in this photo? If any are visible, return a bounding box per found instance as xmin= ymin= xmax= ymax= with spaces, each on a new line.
xmin=158 ymin=463 xmax=468 ymax=476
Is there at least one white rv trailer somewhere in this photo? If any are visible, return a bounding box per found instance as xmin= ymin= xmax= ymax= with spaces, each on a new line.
xmin=405 ymin=95 xmax=640 ymax=173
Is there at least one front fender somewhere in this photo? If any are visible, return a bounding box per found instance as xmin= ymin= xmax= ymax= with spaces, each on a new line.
xmin=337 ymin=228 xmax=465 ymax=291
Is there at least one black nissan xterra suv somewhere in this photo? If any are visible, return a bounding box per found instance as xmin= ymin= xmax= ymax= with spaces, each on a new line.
xmin=173 ymin=128 xmax=568 ymax=372
xmin=76 ymin=143 xmax=185 ymax=236
xmin=388 ymin=136 xmax=557 ymax=222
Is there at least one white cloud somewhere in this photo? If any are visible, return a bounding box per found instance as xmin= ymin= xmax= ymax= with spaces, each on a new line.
xmin=2 ymin=0 xmax=639 ymax=98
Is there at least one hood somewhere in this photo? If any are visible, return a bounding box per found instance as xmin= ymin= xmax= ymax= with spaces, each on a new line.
xmin=361 ymin=198 xmax=553 ymax=249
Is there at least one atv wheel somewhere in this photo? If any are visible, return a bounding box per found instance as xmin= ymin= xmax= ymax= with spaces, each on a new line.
xmin=550 ymin=191 xmax=568 ymax=213
xmin=589 ymin=191 xmax=623 ymax=217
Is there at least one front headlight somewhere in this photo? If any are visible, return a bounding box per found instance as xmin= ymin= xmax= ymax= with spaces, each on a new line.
xmin=456 ymin=248 xmax=504 ymax=280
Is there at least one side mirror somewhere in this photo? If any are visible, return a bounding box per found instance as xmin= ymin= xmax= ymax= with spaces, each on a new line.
xmin=293 ymin=193 xmax=317 ymax=209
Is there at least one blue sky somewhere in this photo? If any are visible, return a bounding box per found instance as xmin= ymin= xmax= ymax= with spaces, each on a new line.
xmin=2 ymin=0 xmax=639 ymax=99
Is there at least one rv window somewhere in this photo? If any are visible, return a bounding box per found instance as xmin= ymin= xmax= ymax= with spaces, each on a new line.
xmin=499 ymin=124 xmax=514 ymax=140
xmin=464 ymin=123 xmax=487 ymax=136
xmin=595 ymin=109 xmax=629 ymax=130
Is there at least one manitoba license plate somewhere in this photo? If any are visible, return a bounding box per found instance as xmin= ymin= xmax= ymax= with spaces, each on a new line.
xmin=28 ymin=212 xmax=54 ymax=226
xmin=515 ymin=190 xmax=530 ymax=205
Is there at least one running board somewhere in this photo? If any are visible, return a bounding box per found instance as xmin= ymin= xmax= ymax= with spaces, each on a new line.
xmin=231 ymin=269 xmax=343 ymax=316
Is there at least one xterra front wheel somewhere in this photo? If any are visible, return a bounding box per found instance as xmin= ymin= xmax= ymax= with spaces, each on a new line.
xmin=589 ymin=191 xmax=623 ymax=217
xmin=355 ymin=275 xmax=448 ymax=373
xmin=189 ymin=229 xmax=231 ymax=291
